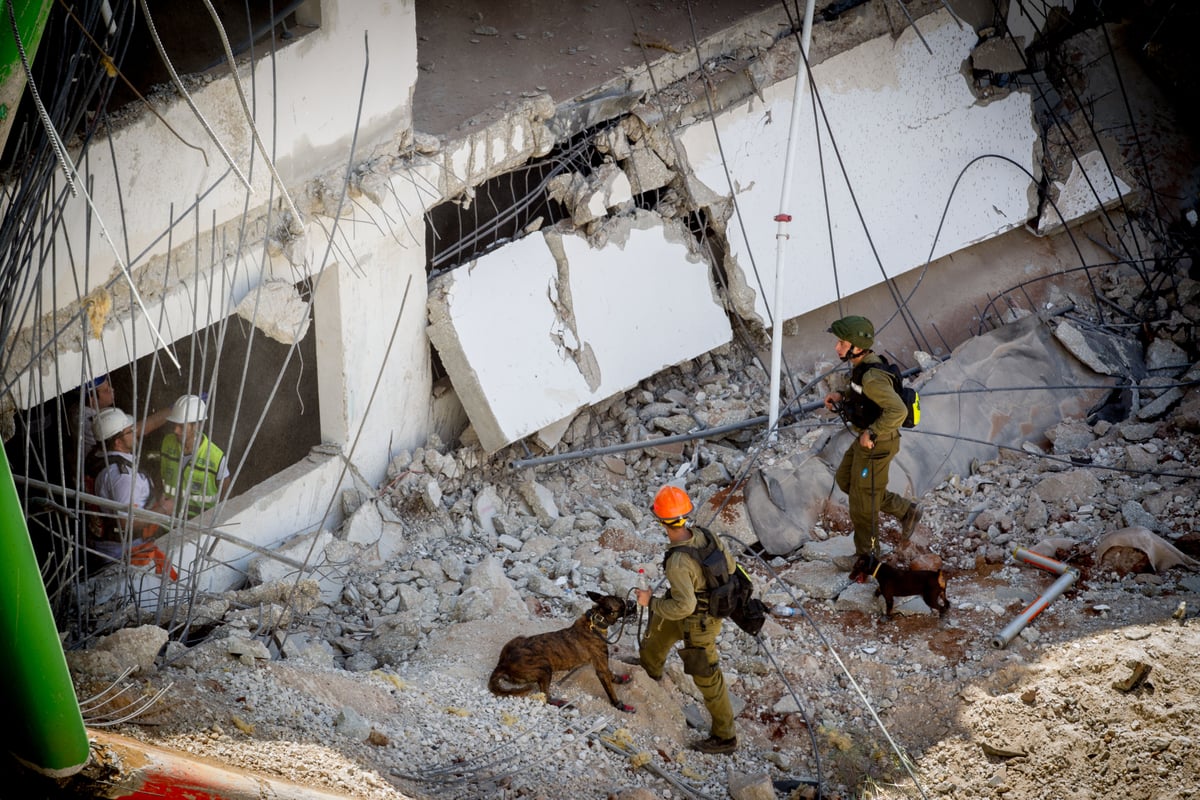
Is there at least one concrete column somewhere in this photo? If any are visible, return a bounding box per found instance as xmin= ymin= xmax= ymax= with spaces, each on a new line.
xmin=313 ymin=238 xmax=431 ymax=485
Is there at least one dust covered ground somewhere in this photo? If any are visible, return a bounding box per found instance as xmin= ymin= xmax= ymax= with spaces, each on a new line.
xmin=34 ymin=423 xmax=1200 ymax=800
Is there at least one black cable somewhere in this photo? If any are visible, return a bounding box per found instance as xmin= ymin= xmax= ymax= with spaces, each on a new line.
xmin=995 ymin=0 xmax=1157 ymax=297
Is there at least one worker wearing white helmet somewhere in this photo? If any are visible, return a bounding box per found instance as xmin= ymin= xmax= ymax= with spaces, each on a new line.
xmin=73 ymin=373 xmax=170 ymax=481
xmin=89 ymin=407 xmax=176 ymax=566
xmin=160 ymin=394 xmax=231 ymax=516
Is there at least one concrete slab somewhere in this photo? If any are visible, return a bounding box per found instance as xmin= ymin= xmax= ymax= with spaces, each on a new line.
xmin=680 ymin=9 xmax=1041 ymax=328
xmin=427 ymin=211 xmax=731 ymax=453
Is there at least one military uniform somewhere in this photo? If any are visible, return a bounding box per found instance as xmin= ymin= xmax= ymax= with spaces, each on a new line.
xmin=638 ymin=526 xmax=736 ymax=741
xmin=834 ymin=353 xmax=918 ymax=555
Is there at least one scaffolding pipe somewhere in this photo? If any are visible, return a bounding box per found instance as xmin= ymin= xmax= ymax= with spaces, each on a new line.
xmin=12 ymin=473 xmax=309 ymax=570
xmin=767 ymin=0 xmax=817 ymax=440
xmin=1012 ymin=547 xmax=1071 ymax=575
xmin=991 ymin=548 xmax=1079 ymax=649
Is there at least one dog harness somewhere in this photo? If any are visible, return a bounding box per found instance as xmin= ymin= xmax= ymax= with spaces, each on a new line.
xmin=586 ymin=610 xmax=610 ymax=636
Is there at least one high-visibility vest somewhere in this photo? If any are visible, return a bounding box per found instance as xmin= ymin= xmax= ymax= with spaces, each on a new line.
xmin=161 ymin=434 xmax=224 ymax=514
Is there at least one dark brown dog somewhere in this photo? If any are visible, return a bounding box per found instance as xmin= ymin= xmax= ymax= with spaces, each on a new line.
xmin=850 ymin=553 xmax=949 ymax=618
xmin=488 ymin=591 xmax=637 ymax=712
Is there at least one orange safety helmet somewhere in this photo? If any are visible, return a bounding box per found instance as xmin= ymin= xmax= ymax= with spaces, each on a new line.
xmin=652 ymin=485 xmax=693 ymax=521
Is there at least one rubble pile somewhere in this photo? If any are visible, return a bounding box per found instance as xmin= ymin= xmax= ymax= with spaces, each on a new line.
xmin=56 ymin=247 xmax=1200 ymax=800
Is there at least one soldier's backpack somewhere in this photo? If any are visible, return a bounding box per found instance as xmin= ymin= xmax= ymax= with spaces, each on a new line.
xmin=670 ymin=529 xmax=766 ymax=636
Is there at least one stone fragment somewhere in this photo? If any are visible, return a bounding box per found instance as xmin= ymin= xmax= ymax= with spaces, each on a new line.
xmin=1051 ymin=319 xmax=1144 ymax=379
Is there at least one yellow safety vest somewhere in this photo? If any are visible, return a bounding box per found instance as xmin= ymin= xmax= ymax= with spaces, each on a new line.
xmin=161 ymin=434 xmax=224 ymax=514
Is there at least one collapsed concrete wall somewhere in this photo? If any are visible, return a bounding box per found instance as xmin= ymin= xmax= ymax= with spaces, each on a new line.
xmin=427 ymin=211 xmax=732 ymax=454
xmin=682 ymin=8 xmax=1041 ymax=327
xmin=3 ymin=0 xmax=1150 ymax=602
xmin=425 ymin=6 xmax=1129 ymax=454
xmin=4 ymin=0 xmax=418 ymax=410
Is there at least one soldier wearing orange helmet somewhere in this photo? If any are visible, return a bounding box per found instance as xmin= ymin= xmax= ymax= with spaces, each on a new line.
xmin=635 ymin=484 xmax=738 ymax=755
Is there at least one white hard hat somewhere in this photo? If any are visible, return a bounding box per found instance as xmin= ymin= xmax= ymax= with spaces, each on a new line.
xmin=167 ymin=394 xmax=207 ymax=424
xmin=92 ymin=407 xmax=135 ymax=442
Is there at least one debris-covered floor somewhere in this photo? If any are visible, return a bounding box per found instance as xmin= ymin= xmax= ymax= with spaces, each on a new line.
xmin=29 ymin=314 xmax=1200 ymax=799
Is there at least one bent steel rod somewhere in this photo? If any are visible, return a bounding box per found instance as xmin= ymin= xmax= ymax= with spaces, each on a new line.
xmin=12 ymin=473 xmax=307 ymax=570
xmin=509 ymin=400 xmax=826 ymax=470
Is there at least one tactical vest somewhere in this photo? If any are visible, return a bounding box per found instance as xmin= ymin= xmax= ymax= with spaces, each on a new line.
xmin=664 ymin=527 xmax=741 ymax=617
xmin=841 ymin=355 xmax=907 ymax=429
xmin=161 ymin=434 xmax=224 ymax=514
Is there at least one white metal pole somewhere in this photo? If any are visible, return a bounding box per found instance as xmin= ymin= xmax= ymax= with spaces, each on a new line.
xmin=767 ymin=0 xmax=817 ymax=439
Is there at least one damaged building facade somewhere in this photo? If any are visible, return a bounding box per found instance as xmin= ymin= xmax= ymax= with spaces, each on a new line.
xmin=1 ymin=0 xmax=1180 ymax=601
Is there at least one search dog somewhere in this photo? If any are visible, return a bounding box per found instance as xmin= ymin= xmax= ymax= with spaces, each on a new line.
xmin=488 ymin=591 xmax=637 ymax=712
xmin=850 ymin=553 xmax=949 ymax=618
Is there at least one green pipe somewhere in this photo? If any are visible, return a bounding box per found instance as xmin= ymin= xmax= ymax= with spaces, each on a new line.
xmin=0 ymin=446 xmax=90 ymax=777
xmin=0 ymin=0 xmax=54 ymax=154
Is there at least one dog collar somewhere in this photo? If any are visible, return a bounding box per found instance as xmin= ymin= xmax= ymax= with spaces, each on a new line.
xmin=870 ymin=561 xmax=882 ymax=579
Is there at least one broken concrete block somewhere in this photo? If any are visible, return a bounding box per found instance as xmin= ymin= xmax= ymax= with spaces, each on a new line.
xmin=728 ymin=771 xmax=775 ymax=800
xmin=422 ymin=478 xmax=443 ymax=511
xmin=595 ymin=162 xmax=633 ymax=209
xmin=472 ymin=485 xmax=503 ymax=536
xmin=1035 ymin=149 xmax=1134 ymax=235
xmin=1146 ymin=338 xmax=1190 ymax=374
xmin=623 ymin=146 xmax=672 ymax=194
xmin=1137 ymin=387 xmax=1183 ymax=420
xmin=1051 ymin=319 xmax=1145 ymax=378
xmin=519 ymin=479 xmax=559 ymax=524
xmin=972 ymin=35 xmax=1027 ymax=75
xmin=235 ymin=280 xmax=311 ymax=345
xmin=344 ymin=501 xmax=383 ymax=545
xmin=534 ymin=414 xmax=573 ymax=451
xmin=427 ymin=212 xmax=731 ymax=453
xmin=247 ymin=530 xmax=340 ymax=599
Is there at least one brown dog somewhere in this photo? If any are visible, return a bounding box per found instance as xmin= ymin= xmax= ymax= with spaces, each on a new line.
xmin=850 ymin=553 xmax=949 ymax=618
xmin=488 ymin=591 xmax=636 ymax=712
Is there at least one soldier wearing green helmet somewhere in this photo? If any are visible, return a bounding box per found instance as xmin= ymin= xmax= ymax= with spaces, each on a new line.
xmin=823 ymin=316 xmax=923 ymax=558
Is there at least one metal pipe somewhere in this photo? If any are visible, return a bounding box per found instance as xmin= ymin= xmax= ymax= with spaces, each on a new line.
xmin=80 ymin=728 xmax=367 ymax=799
xmin=1012 ymin=547 xmax=1070 ymax=575
xmin=990 ymin=565 xmax=1078 ymax=649
xmin=11 ymin=473 xmax=308 ymax=570
xmin=509 ymin=397 xmax=828 ymax=470
xmin=767 ymin=0 xmax=817 ymax=440
xmin=511 ymin=415 xmax=766 ymax=469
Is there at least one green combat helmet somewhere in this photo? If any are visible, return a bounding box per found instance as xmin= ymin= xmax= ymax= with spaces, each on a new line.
xmin=828 ymin=315 xmax=875 ymax=350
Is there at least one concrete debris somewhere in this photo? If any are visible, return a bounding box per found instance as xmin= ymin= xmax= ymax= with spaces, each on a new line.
xmin=728 ymin=770 xmax=775 ymax=800
xmin=235 ymin=280 xmax=311 ymax=345
xmin=1035 ymin=149 xmax=1134 ymax=236
xmin=971 ymin=35 xmax=1027 ymax=75
xmin=980 ymin=741 xmax=1027 ymax=759
xmin=1050 ymin=318 xmax=1145 ymax=379
xmin=63 ymin=238 xmax=1200 ymax=799
xmin=1111 ymin=660 xmax=1152 ymax=692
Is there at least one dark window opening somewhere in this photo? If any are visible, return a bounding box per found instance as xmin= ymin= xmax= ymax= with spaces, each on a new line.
xmin=425 ymin=122 xmax=617 ymax=278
